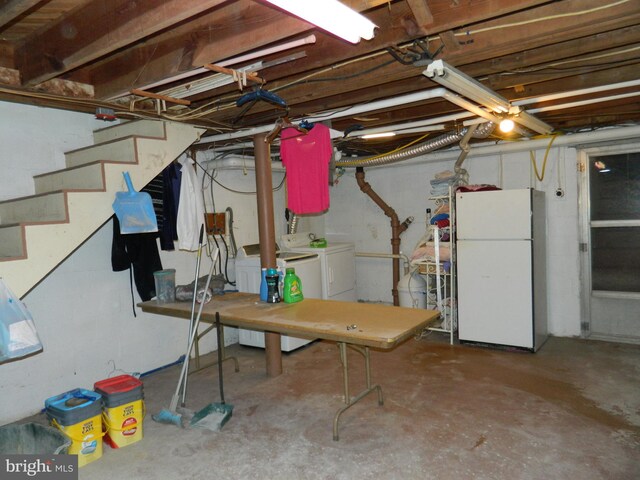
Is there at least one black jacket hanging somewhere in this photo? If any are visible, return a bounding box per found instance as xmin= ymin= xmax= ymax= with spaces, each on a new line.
xmin=111 ymin=216 xmax=163 ymax=301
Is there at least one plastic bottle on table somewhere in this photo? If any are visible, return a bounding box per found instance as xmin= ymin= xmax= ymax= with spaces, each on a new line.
xmin=259 ymin=268 xmax=268 ymax=302
xmin=265 ymin=268 xmax=281 ymax=303
xmin=283 ymin=268 xmax=304 ymax=304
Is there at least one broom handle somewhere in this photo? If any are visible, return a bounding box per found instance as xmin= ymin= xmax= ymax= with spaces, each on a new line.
xmin=181 ymin=225 xmax=205 ymax=407
xmin=170 ymin=247 xmax=219 ymax=412
xmin=216 ymin=312 xmax=225 ymax=405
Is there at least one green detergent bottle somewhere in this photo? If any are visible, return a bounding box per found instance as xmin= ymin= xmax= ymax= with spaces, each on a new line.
xmin=283 ymin=268 xmax=304 ymax=304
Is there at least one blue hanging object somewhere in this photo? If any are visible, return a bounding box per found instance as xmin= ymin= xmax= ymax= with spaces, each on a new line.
xmin=236 ymin=89 xmax=287 ymax=108
xmin=112 ymin=172 xmax=158 ymax=234
xmin=298 ymin=119 xmax=315 ymax=130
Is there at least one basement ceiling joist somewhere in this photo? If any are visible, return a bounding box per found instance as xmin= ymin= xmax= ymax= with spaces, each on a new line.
xmin=0 ymin=0 xmax=637 ymax=155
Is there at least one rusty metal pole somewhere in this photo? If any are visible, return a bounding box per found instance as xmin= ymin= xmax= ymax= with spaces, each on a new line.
xmin=253 ymin=132 xmax=282 ymax=377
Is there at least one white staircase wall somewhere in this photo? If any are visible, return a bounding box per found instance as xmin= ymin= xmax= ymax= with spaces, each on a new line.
xmin=0 ymin=118 xmax=204 ymax=299
xmin=0 ymin=103 xmax=222 ymax=425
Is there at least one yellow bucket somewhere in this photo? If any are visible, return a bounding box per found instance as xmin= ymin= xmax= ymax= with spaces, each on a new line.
xmin=45 ymin=388 xmax=104 ymax=468
xmin=52 ymin=415 xmax=103 ymax=467
xmin=101 ymin=399 xmax=144 ymax=448
xmin=94 ymin=375 xmax=144 ymax=449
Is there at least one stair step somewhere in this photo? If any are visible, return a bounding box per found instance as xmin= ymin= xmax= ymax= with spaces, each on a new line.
xmin=34 ymin=162 xmax=106 ymax=194
xmin=65 ymin=137 xmax=138 ymax=168
xmin=0 ymin=191 xmax=68 ymax=225
xmin=93 ymin=120 xmax=166 ymax=144
xmin=0 ymin=224 xmax=25 ymax=259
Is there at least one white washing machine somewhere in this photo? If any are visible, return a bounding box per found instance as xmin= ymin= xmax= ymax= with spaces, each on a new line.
xmin=235 ymin=244 xmax=322 ymax=351
xmin=281 ymin=233 xmax=357 ymax=302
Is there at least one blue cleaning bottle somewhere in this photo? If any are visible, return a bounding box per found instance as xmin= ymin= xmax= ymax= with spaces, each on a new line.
xmin=259 ymin=268 xmax=268 ymax=302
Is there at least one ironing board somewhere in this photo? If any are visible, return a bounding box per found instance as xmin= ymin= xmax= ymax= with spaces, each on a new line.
xmin=139 ymin=292 xmax=439 ymax=440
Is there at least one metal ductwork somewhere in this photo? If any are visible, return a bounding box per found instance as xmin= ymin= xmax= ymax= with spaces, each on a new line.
xmin=337 ymin=122 xmax=496 ymax=168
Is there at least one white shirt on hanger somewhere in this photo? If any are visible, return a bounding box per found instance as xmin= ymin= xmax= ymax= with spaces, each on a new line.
xmin=176 ymin=156 xmax=206 ymax=251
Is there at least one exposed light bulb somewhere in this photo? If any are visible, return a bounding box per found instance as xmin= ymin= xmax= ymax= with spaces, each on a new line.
xmin=499 ymin=118 xmax=515 ymax=133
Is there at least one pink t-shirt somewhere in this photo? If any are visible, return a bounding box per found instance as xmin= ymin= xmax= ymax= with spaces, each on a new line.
xmin=280 ymin=124 xmax=332 ymax=214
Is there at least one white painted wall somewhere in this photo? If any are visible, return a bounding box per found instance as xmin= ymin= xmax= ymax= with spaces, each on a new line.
xmin=0 ymin=100 xmax=630 ymax=424
xmin=1 ymin=104 xmax=232 ymax=424
xmin=325 ymin=143 xmax=582 ymax=338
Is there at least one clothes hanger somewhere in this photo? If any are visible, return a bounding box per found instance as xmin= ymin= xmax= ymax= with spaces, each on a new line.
xmin=265 ymin=115 xmax=309 ymax=144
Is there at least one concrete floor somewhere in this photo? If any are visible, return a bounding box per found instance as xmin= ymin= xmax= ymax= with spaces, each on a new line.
xmin=24 ymin=334 xmax=640 ymax=479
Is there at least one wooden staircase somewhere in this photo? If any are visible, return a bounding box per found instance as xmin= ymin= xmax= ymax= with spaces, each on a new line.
xmin=0 ymin=120 xmax=204 ymax=299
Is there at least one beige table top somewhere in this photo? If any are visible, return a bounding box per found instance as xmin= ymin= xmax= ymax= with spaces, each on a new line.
xmin=139 ymin=292 xmax=440 ymax=350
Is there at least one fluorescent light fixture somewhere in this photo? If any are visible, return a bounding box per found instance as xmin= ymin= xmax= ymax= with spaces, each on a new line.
xmin=361 ymin=132 xmax=396 ymax=139
xmin=425 ymin=60 xmax=511 ymax=114
xmin=424 ymin=59 xmax=553 ymax=135
xmin=264 ymin=0 xmax=377 ymax=44
xmin=351 ymin=124 xmax=446 ymax=138
xmin=515 ymin=110 xmax=553 ymax=135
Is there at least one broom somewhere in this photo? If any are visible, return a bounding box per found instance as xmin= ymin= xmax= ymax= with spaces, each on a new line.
xmin=152 ymin=247 xmax=219 ymax=427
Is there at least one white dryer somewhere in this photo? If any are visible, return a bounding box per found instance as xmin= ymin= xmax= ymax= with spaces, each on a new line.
xmin=281 ymin=234 xmax=357 ymax=302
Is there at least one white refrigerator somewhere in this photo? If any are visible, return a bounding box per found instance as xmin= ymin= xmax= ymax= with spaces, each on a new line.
xmin=456 ymin=188 xmax=548 ymax=351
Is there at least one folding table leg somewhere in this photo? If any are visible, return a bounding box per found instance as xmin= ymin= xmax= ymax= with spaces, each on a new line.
xmin=333 ymin=342 xmax=384 ymax=441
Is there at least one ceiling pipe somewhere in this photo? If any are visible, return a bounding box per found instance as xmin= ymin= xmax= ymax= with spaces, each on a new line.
xmin=513 ymin=79 xmax=640 ymax=106
xmin=198 ymin=87 xmax=500 ymax=144
xmin=355 ymin=167 xmax=413 ymax=306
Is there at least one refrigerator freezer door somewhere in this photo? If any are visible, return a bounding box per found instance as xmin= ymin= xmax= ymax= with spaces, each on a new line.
xmin=456 ymin=189 xmax=533 ymax=240
xmin=457 ymin=239 xmax=534 ymax=348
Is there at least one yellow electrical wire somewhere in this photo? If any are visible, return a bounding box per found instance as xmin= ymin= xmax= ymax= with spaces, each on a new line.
xmin=530 ymin=134 xmax=560 ymax=182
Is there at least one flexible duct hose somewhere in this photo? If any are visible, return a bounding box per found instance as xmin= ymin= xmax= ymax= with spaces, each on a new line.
xmin=289 ymin=213 xmax=299 ymax=234
xmin=337 ymin=122 xmax=496 ymax=168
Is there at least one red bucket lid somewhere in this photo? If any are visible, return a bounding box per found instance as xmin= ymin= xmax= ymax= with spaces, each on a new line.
xmin=94 ymin=374 xmax=142 ymax=395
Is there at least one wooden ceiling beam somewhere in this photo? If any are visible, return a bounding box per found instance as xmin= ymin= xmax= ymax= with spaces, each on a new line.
xmin=202 ymin=0 xmax=640 ymax=124
xmin=409 ymin=0 xmax=551 ymax=35
xmin=481 ymin=24 xmax=640 ymax=81
xmin=15 ymin=0 xmax=232 ymax=86
xmin=501 ymin=63 xmax=640 ymax=102
xmin=431 ymin=0 xmax=640 ymax=64
xmin=78 ymin=0 xmax=551 ymax=101
xmin=86 ymin=1 xmax=418 ymax=100
xmin=406 ymin=0 xmax=433 ymax=34
xmin=0 ymin=0 xmax=41 ymax=30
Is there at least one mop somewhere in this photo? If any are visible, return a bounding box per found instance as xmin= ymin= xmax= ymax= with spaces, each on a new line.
xmin=152 ymin=247 xmax=221 ymax=428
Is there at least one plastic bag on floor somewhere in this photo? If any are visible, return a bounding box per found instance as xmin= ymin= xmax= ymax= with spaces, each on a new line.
xmin=175 ymin=274 xmax=225 ymax=303
xmin=0 ymin=279 xmax=43 ymax=364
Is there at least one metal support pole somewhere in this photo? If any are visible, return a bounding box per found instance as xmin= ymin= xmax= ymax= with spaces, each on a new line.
xmin=254 ymin=132 xmax=282 ymax=377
